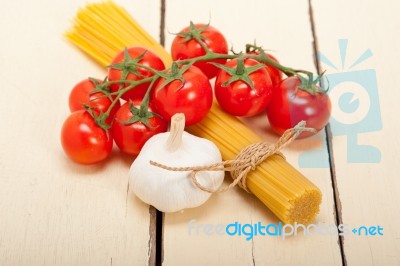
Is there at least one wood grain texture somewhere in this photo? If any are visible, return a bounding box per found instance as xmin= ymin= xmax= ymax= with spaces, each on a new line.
xmin=163 ymin=0 xmax=341 ymax=265
xmin=0 ymin=0 xmax=161 ymax=265
xmin=311 ymin=0 xmax=400 ymax=265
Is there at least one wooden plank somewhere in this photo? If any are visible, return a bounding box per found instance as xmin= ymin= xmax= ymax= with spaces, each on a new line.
xmin=311 ymin=0 xmax=400 ymax=265
xmin=0 ymin=0 xmax=161 ymax=265
xmin=163 ymin=0 xmax=341 ymax=265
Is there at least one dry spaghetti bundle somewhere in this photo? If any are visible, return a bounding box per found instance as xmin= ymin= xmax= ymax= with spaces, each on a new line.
xmin=65 ymin=1 xmax=172 ymax=67
xmin=65 ymin=1 xmax=322 ymax=224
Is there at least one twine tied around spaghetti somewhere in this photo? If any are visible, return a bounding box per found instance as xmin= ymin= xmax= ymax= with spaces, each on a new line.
xmin=150 ymin=121 xmax=316 ymax=194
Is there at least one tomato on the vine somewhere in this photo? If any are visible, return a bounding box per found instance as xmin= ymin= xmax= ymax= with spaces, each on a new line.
xmin=108 ymin=47 xmax=165 ymax=101
xmin=266 ymin=76 xmax=331 ymax=138
xmin=112 ymin=100 xmax=168 ymax=156
xmin=263 ymin=53 xmax=283 ymax=87
xmin=152 ymin=65 xmax=213 ymax=126
xmin=61 ymin=110 xmax=113 ymax=164
xmin=68 ymin=78 xmax=120 ymax=123
xmin=214 ymin=58 xmax=273 ymax=117
xmin=171 ymin=23 xmax=228 ymax=79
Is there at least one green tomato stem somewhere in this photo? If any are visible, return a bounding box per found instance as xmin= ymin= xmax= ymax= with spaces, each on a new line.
xmin=93 ymin=39 xmax=319 ymax=131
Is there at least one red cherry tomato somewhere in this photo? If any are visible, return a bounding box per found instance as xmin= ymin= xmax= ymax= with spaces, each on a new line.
xmin=171 ymin=23 xmax=228 ymax=79
xmin=112 ymin=100 xmax=168 ymax=156
xmin=214 ymin=58 xmax=273 ymax=117
xmin=108 ymin=47 xmax=165 ymax=101
xmin=266 ymin=76 xmax=331 ymax=138
xmin=263 ymin=54 xmax=282 ymax=87
xmin=248 ymin=52 xmax=282 ymax=86
xmin=61 ymin=110 xmax=113 ymax=164
xmin=152 ymin=66 xmax=213 ymax=126
xmin=68 ymin=78 xmax=120 ymax=124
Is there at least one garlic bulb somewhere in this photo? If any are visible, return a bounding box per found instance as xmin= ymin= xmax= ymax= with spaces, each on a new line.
xmin=129 ymin=113 xmax=224 ymax=212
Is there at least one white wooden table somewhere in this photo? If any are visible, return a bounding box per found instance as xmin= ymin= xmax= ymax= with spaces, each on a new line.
xmin=1 ymin=0 xmax=399 ymax=265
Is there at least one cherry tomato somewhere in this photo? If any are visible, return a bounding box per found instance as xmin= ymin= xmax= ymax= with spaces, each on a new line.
xmin=108 ymin=47 xmax=165 ymax=101
xmin=248 ymin=52 xmax=282 ymax=86
xmin=61 ymin=110 xmax=113 ymax=164
xmin=266 ymin=76 xmax=331 ymax=138
xmin=171 ymin=23 xmax=228 ymax=79
xmin=214 ymin=58 xmax=273 ymax=117
xmin=68 ymin=78 xmax=120 ymax=124
xmin=152 ymin=65 xmax=213 ymax=126
xmin=262 ymin=54 xmax=282 ymax=87
xmin=112 ymin=100 xmax=168 ymax=156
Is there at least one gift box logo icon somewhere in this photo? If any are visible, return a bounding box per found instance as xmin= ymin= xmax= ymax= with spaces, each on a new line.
xmin=299 ymin=39 xmax=382 ymax=167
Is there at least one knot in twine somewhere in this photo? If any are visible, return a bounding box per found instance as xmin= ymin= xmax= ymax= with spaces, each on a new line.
xmin=150 ymin=121 xmax=316 ymax=193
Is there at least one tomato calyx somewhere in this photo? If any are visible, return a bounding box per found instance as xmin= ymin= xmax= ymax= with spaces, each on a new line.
xmin=123 ymin=74 xmax=162 ymax=128
xmin=211 ymin=57 xmax=265 ymax=90
xmin=155 ymin=62 xmax=193 ymax=92
xmin=297 ymin=72 xmax=328 ymax=95
xmin=81 ymin=77 xmax=120 ymax=133
xmin=83 ymin=104 xmax=111 ymax=137
xmin=173 ymin=21 xmax=213 ymax=55
xmin=107 ymin=48 xmax=150 ymax=84
xmin=87 ymin=77 xmax=111 ymax=97
xmin=118 ymin=102 xmax=157 ymax=129
xmin=175 ymin=21 xmax=209 ymax=44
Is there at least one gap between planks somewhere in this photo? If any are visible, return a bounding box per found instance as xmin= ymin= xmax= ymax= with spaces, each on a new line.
xmin=148 ymin=1 xmax=166 ymax=266
xmin=308 ymin=0 xmax=347 ymax=265
xmin=148 ymin=206 xmax=163 ymax=266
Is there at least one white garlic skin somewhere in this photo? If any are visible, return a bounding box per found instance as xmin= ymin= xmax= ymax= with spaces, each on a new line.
xmin=129 ymin=131 xmax=224 ymax=212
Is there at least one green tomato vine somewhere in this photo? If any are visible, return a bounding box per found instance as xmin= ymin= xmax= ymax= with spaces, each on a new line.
xmin=84 ymin=23 xmax=326 ymax=132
